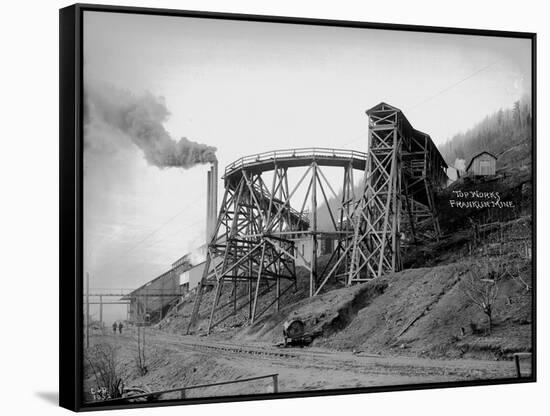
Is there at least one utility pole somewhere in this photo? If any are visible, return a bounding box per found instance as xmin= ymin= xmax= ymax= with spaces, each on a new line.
xmin=99 ymin=295 xmax=103 ymax=328
xmin=86 ymin=272 xmax=90 ymax=348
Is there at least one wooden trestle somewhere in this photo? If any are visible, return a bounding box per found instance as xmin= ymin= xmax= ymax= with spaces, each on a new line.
xmin=187 ymin=103 xmax=447 ymax=334
xmin=186 ymin=149 xmax=368 ymax=334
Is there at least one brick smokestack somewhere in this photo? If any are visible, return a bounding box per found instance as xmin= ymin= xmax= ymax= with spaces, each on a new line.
xmin=212 ymin=160 xmax=218 ymax=233
xmin=206 ymin=161 xmax=218 ymax=244
xmin=206 ymin=169 xmax=212 ymax=244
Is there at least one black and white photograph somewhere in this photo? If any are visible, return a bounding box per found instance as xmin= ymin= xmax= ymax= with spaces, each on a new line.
xmin=61 ymin=4 xmax=535 ymax=410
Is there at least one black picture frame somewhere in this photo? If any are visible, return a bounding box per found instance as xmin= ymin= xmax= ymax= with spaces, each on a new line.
xmin=60 ymin=3 xmax=537 ymax=412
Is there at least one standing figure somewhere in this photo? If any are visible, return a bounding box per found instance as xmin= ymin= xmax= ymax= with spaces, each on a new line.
xmin=112 ymin=322 xmax=117 ymax=334
xmin=118 ymin=321 xmax=124 ymax=334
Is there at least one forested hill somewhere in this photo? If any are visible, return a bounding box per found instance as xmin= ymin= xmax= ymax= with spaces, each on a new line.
xmin=438 ymin=95 xmax=532 ymax=171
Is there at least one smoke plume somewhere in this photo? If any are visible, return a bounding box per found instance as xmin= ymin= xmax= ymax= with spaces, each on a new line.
xmin=84 ymin=81 xmax=217 ymax=168
xmin=453 ymin=158 xmax=466 ymax=172
xmin=187 ymin=245 xmax=207 ymax=266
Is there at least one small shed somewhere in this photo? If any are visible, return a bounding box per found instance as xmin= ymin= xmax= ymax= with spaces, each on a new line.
xmin=466 ymin=151 xmax=497 ymax=176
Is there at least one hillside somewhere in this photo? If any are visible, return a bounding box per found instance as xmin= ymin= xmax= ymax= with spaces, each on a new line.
xmin=438 ymin=95 xmax=532 ymax=170
xmin=316 ymin=259 xmax=531 ymax=359
xmin=159 ymin=213 xmax=532 ymax=360
xmin=157 ymin=248 xmax=531 ymax=361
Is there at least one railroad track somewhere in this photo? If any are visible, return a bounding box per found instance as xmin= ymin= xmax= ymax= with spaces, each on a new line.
xmin=152 ymin=335 xmax=515 ymax=379
xmin=106 ymin=332 xmax=517 ymax=380
xmin=161 ymin=336 xmax=382 ymax=367
xmin=158 ymin=338 xmax=475 ymax=379
xmin=111 ymin=332 xmax=300 ymax=360
xmin=151 ymin=331 xmax=377 ymax=362
xmin=177 ymin=340 xmax=300 ymax=360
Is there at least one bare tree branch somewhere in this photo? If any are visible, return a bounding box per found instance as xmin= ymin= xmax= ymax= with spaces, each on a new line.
xmin=460 ymin=256 xmax=505 ymax=334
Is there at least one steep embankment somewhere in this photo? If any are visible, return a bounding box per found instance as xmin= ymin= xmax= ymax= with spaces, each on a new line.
xmin=160 ymin=250 xmax=531 ymax=361
xmin=234 ymin=280 xmax=387 ymax=344
xmin=317 ymin=261 xmax=531 ymax=359
xmin=228 ymin=257 xmax=531 ymax=360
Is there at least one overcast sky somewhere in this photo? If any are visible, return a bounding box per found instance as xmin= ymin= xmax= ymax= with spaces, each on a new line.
xmin=83 ymin=11 xmax=531 ymax=322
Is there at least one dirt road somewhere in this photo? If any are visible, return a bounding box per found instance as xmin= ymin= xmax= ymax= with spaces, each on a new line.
xmin=92 ymin=329 xmax=523 ymax=401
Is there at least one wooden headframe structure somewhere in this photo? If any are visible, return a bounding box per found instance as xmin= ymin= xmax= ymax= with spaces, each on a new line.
xmin=187 ymin=103 xmax=447 ymax=334
xmin=346 ymin=102 xmax=447 ymax=284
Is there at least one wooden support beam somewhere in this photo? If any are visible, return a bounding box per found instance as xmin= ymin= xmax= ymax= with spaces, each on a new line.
xmin=310 ymin=162 xmax=318 ymax=297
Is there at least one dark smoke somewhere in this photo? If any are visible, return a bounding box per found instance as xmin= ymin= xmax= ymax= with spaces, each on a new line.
xmin=84 ymin=81 xmax=217 ymax=168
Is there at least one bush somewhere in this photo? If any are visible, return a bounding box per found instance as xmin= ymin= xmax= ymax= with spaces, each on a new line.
xmin=85 ymin=343 xmax=124 ymax=400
